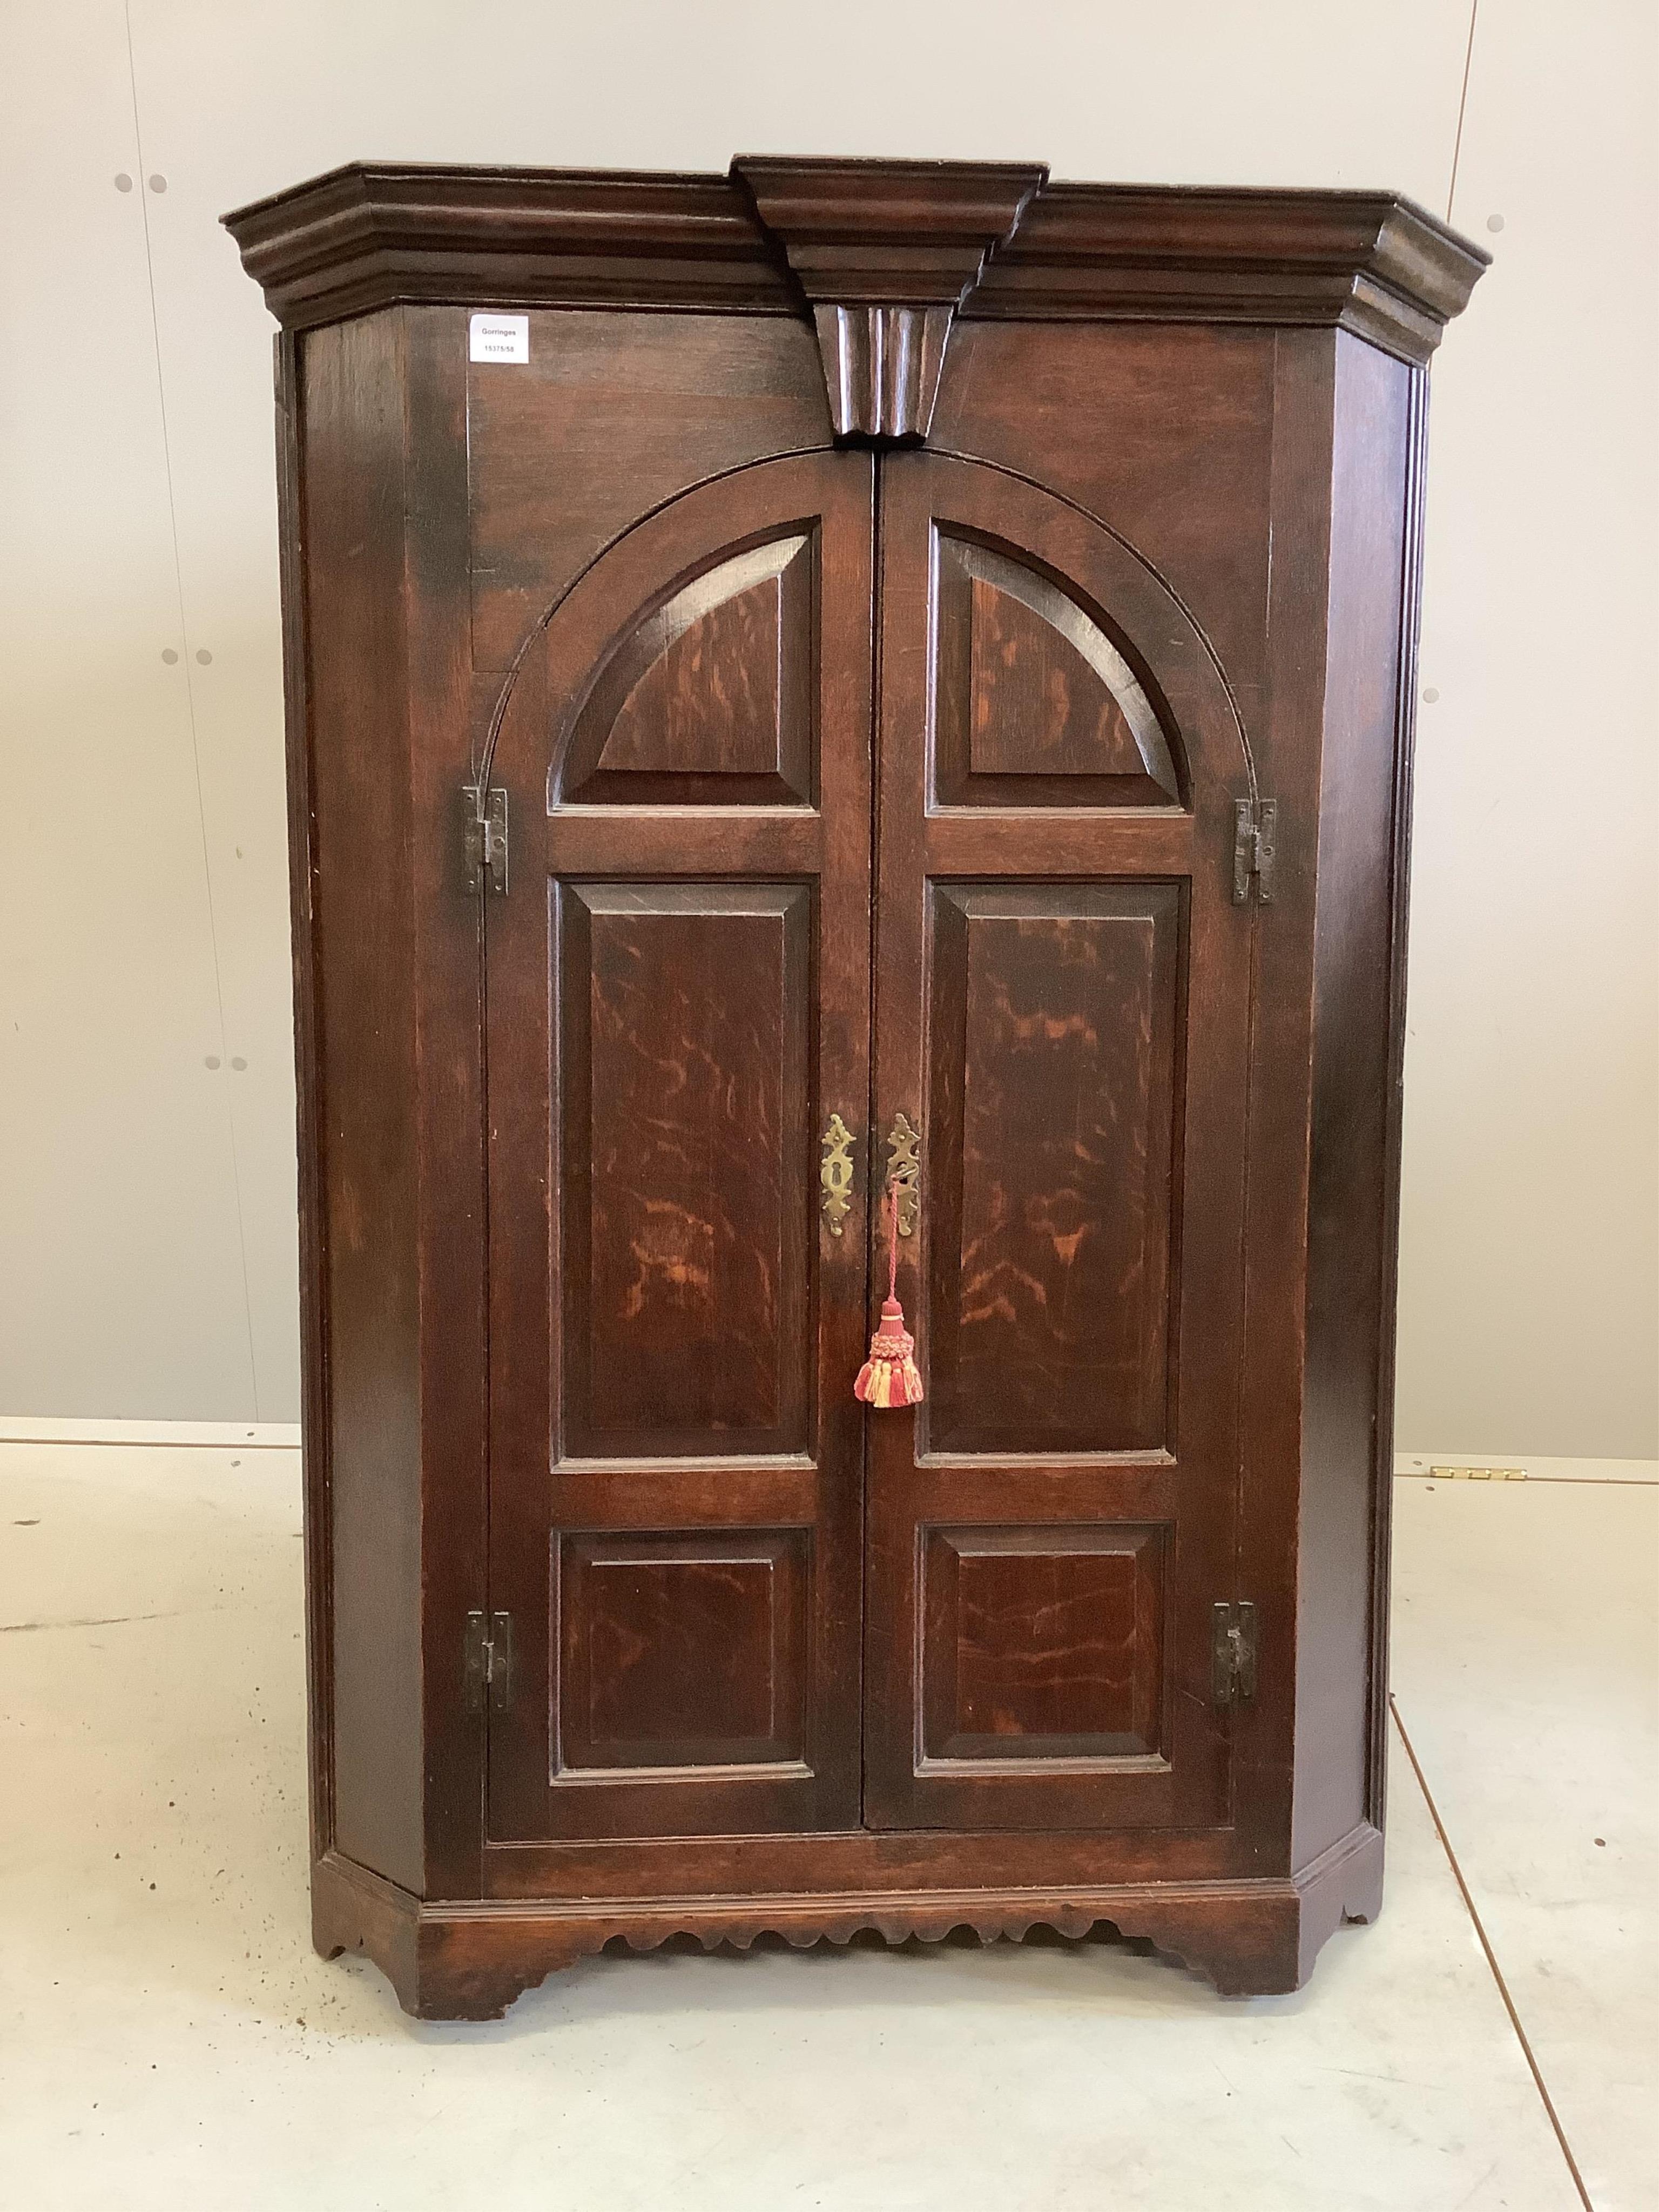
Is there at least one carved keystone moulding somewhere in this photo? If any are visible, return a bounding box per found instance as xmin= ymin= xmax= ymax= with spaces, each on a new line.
xmin=732 ymin=157 xmax=1047 ymax=440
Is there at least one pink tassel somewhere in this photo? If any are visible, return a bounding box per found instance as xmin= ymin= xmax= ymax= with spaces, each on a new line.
xmin=855 ymin=1181 xmax=924 ymax=1408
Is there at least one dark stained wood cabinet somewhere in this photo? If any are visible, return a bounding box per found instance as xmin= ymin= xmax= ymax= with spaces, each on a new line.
xmin=226 ymin=156 xmax=1484 ymax=2018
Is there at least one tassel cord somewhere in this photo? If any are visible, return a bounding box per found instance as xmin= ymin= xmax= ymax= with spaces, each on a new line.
xmin=854 ymin=1173 xmax=924 ymax=1408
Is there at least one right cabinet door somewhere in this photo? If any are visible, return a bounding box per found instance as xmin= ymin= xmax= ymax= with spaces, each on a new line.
xmin=863 ymin=453 xmax=1257 ymax=1832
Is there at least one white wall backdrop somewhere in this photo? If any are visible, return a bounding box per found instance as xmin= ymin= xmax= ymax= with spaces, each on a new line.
xmin=1 ymin=0 xmax=1654 ymax=1454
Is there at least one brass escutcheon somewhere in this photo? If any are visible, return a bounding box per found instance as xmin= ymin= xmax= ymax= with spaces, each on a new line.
xmin=885 ymin=1112 xmax=921 ymax=1237
xmin=820 ymin=1113 xmax=855 ymax=1235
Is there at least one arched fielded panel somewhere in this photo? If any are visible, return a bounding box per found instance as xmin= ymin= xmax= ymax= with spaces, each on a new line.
xmin=560 ymin=532 xmax=819 ymax=807
xmin=935 ymin=534 xmax=1182 ymax=806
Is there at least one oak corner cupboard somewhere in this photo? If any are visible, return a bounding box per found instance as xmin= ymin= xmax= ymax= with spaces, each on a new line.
xmin=225 ymin=154 xmax=1484 ymax=2019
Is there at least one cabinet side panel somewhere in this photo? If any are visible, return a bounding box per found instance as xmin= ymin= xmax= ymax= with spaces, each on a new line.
xmin=1294 ymin=335 xmax=1418 ymax=1867
xmin=299 ymin=314 xmax=425 ymax=1894
xmin=402 ymin=310 xmax=487 ymax=1899
xmin=274 ymin=332 xmax=331 ymax=1867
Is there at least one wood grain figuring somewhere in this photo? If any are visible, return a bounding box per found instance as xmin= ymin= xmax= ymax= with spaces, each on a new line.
xmin=946 ymin=537 xmax=1181 ymax=804
xmin=558 ymin=1530 xmax=806 ymax=1769
xmin=927 ymin=885 xmax=1179 ymax=1455
xmin=922 ymin=1526 xmax=1166 ymax=1761
xmin=563 ymin=534 xmax=813 ymax=804
xmin=561 ymin=884 xmax=810 ymax=1455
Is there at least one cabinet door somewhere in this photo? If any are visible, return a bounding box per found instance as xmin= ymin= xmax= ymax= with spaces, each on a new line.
xmin=485 ymin=453 xmax=874 ymax=1840
xmin=862 ymin=453 xmax=1254 ymax=1832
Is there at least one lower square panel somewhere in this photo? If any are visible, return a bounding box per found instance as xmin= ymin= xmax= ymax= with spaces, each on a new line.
xmin=921 ymin=1523 xmax=1169 ymax=1763
xmin=556 ymin=1528 xmax=808 ymax=1773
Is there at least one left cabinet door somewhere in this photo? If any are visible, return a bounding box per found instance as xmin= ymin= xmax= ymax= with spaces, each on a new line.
xmin=483 ymin=453 xmax=875 ymax=1840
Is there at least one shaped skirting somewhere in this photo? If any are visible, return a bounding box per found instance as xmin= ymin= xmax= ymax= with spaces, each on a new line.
xmin=312 ymin=1823 xmax=1384 ymax=2020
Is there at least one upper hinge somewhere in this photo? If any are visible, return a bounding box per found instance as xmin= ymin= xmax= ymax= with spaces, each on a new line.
xmin=1211 ymin=1600 xmax=1258 ymax=1704
xmin=463 ymin=1608 xmax=514 ymax=1714
xmin=1232 ymin=797 xmax=1278 ymax=905
xmin=461 ymin=783 xmax=509 ymax=895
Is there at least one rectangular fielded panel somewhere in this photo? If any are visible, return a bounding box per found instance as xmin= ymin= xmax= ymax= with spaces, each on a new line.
xmin=920 ymin=1523 xmax=1169 ymax=1764
xmin=556 ymin=1529 xmax=809 ymax=1772
xmin=556 ymin=881 xmax=813 ymax=1460
xmin=925 ymin=882 xmax=1182 ymax=1457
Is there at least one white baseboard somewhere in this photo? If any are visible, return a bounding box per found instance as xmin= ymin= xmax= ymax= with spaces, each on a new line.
xmin=1395 ymin=1449 xmax=1657 ymax=1483
xmin=0 ymin=1417 xmax=301 ymax=1449
xmin=1 ymin=1425 xmax=1648 ymax=1475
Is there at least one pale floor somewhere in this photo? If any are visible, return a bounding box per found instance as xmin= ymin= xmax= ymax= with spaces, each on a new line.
xmin=1 ymin=1443 xmax=1655 ymax=2212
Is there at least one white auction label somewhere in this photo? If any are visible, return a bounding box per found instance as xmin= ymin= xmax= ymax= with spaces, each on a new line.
xmin=469 ymin=312 xmax=529 ymax=364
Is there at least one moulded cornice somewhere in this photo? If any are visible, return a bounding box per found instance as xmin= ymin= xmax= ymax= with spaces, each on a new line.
xmin=969 ymin=183 xmax=1489 ymax=360
xmin=223 ymin=157 xmax=1488 ymax=378
xmin=223 ymin=160 xmax=796 ymax=329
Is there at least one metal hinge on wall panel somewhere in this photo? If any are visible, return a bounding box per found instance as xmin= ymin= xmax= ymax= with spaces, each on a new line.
xmin=460 ymin=784 xmax=509 ymax=895
xmin=1211 ymin=1601 xmax=1258 ymax=1704
xmin=1232 ymin=798 xmax=1278 ymax=905
xmin=463 ymin=1609 xmax=514 ymax=1714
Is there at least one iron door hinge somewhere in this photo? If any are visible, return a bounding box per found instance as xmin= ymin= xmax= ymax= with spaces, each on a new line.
xmin=1211 ymin=1600 xmax=1258 ymax=1704
xmin=461 ymin=784 xmax=509 ymax=895
xmin=463 ymin=1609 xmax=514 ymax=1714
xmin=1232 ymin=798 xmax=1278 ymax=905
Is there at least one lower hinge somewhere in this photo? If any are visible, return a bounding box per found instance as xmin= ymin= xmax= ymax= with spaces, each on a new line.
xmin=1232 ymin=797 xmax=1278 ymax=905
xmin=463 ymin=1608 xmax=514 ymax=1714
xmin=461 ymin=783 xmax=509 ymax=895
xmin=1211 ymin=1600 xmax=1258 ymax=1704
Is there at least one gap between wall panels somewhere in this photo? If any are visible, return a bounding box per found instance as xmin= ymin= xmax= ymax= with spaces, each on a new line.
xmin=124 ymin=0 xmax=262 ymax=1418
xmin=0 ymin=1418 xmax=300 ymax=1449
